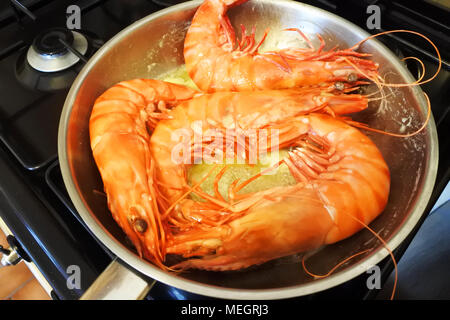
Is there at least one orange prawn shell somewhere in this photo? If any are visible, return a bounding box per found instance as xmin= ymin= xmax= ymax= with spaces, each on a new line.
xmin=150 ymin=89 xmax=369 ymax=203
xmin=89 ymin=79 xmax=197 ymax=266
xmin=184 ymin=0 xmax=379 ymax=92
xmin=151 ymin=92 xmax=390 ymax=270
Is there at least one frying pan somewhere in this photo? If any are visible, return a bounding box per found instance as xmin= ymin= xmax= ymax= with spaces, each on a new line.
xmin=58 ymin=0 xmax=438 ymax=299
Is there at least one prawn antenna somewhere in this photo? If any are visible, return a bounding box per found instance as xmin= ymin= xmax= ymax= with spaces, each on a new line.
xmin=346 ymin=92 xmax=431 ymax=138
xmin=301 ymin=216 xmax=398 ymax=300
xmin=348 ymin=29 xmax=441 ymax=87
xmin=301 ymin=249 xmax=371 ymax=279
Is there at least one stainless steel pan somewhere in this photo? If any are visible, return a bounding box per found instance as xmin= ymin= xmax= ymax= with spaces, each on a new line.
xmin=58 ymin=0 xmax=438 ymax=299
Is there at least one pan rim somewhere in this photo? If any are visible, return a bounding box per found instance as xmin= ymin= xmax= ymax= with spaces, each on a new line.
xmin=58 ymin=0 xmax=439 ymax=300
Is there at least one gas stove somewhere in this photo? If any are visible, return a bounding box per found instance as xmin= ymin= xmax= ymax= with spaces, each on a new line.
xmin=0 ymin=0 xmax=448 ymax=300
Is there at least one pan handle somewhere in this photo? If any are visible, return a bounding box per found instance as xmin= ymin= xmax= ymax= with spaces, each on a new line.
xmin=80 ymin=258 xmax=155 ymax=300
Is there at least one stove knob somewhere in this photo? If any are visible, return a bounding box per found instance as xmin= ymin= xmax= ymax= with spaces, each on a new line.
xmin=0 ymin=245 xmax=22 ymax=266
xmin=0 ymin=236 xmax=30 ymax=267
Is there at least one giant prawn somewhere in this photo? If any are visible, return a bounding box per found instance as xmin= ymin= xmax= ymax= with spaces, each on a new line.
xmin=150 ymin=92 xmax=390 ymax=270
xmin=184 ymin=0 xmax=379 ymax=92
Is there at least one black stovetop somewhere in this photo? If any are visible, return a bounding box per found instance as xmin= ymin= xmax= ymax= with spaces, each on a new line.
xmin=0 ymin=0 xmax=448 ymax=300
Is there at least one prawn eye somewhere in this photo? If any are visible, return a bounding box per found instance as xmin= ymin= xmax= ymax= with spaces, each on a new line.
xmin=134 ymin=219 xmax=148 ymax=233
xmin=347 ymin=73 xmax=358 ymax=82
xmin=334 ymin=81 xmax=345 ymax=91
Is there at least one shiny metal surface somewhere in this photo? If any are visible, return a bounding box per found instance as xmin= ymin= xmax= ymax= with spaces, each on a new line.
xmin=1 ymin=246 xmax=21 ymax=266
xmin=58 ymin=0 xmax=438 ymax=299
xmin=27 ymin=31 xmax=88 ymax=72
xmin=0 ymin=228 xmax=24 ymax=267
xmin=81 ymin=258 xmax=153 ymax=300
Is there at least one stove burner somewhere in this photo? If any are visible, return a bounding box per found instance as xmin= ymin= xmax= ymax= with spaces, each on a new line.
xmin=16 ymin=30 xmax=103 ymax=92
xmin=26 ymin=28 xmax=88 ymax=73
xmin=33 ymin=28 xmax=74 ymax=56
